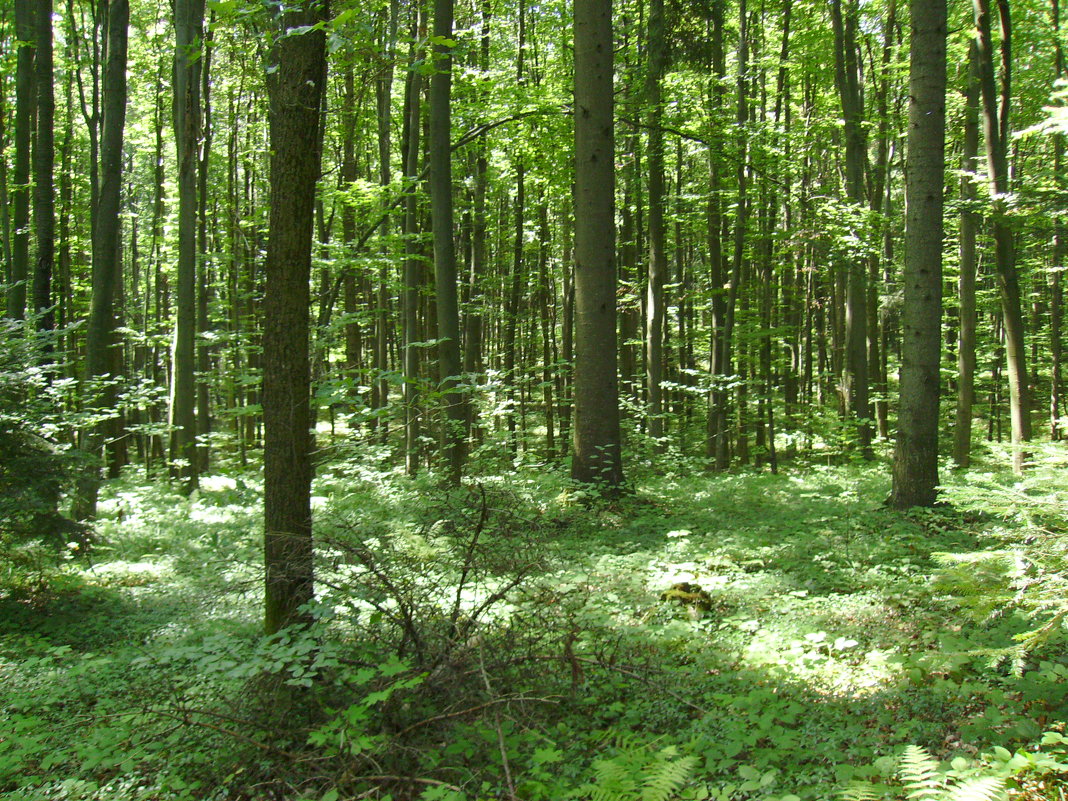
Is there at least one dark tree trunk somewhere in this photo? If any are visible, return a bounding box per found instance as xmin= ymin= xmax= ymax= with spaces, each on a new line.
xmin=953 ymin=41 xmax=981 ymax=466
xmin=974 ymin=0 xmax=1031 ymax=473
xmin=890 ymin=0 xmax=946 ymax=508
xmin=571 ymin=0 xmax=623 ymax=489
xmin=34 ymin=0 xmax=55 ymax=338
xmin=263 ymin=1 xmax=328 ymax=635
xmin=9 ymin=0 xmax=34 ymax=320
xmin=644 ymin=0 xmax=667 ymax=445
xmin=830 ymin=0 xmax=873 ymax=457
xmin=170 ymin=0 xmax=206 ymax=492
xmin=429 ymin=0 xmax=466 ymax=482
xmin=76 ymin=0 xmax=128 ymax=520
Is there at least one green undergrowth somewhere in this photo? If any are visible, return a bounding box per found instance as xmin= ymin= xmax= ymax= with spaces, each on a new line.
xmin=2 ymin=447 xmax=1068 ymax=800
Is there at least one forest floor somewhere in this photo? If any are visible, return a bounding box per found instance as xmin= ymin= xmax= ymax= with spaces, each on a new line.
xmin=2 ymin=440 xmax=1068 ymax=800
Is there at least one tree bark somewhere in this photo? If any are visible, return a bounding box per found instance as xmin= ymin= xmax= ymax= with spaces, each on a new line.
xmin=76 ymin=0 xmax=128 ymax=520
xmin=974 ymin=0 xmax=1031 ymax=473
xmin=644 ymin=0 xmax=667 ymax=445
xmin=953 ymin=41 xmax=981 ymax=466
xmin=429 ymin=0 xmax=466 ymax=482
xmin=34 ymin=0 xmax=55 ymax=338
xmin=830 ymin=0 xmax=873 ymax=457
xmin=263 ymin=1 xmax=328 ymax=635
xmin=9 ymin=0 xmax=34 ymax=321
xmin=890 ymin=0 xmax=946 ymax=508
xmin=571 ymin=0 xmax=623 ymax=489
xmin=171 ymin=0 xmax=206 ymax=492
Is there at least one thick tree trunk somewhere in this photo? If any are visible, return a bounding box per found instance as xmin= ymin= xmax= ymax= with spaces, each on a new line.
xmin=263 ymin=1 xmax=327 ymax=635
xmin=890 ymin=0 xmax=946 ymax=508
xmin=76 ymin=0 xmax=128 ymax=520
xmin=571 ymin=0 xmax=623 ymax=489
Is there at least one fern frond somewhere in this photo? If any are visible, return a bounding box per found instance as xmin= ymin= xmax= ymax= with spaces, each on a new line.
xmin=945 ymin=776 xmax=1006 ymax=801
xmin=840 ymin=780 xmax=884 ymax=801
xmin=899 ymin=745 xmax=944 ymax=801
xmin=640 ymin=753 xmax=697 ymax=801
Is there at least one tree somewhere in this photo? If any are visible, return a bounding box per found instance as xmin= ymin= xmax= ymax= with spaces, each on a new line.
xmin=33 ymin=0 xmax=56 ymax=337
xmin=830 ymin=0 xmax=873 ymax=457
xmin=429 ymin=0 xmax=466 ymax=483
xmin=76 ymin=0 xmax=128 ymax=520
xmin=171 ymin=0 xmax=206 ymax=492
xmin=953 ymin=42 xmax=982 ymax=467
xmin=262 ymin=2 xmax=328 ymax=635
xmin=644 ymin=0 xmax=668 ymax=445
xmin=8 ymin=0 xmax=34 ymax=321
xmin=571 ymin=0 xmax=623 ymax=490
xmin=974 ymin=0 xmax=1031 ymax=474
xmin=890 ymin=0 xmax=946 ymax=508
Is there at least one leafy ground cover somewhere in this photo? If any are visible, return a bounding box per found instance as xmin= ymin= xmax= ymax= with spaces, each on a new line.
xmin=2 ymin=444 xmax=1068 ymax=800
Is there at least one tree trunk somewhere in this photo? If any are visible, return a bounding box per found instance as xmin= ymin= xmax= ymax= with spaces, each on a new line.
xmin=644 ymin=0 xmax=667 ymax=445
xmin=429 ymin=0 xmax=466 ymax=482
xmin=830 ymin=0 xmax=873 ymax=456
xmin=1051 ymin=0 xmax=1065 ymax=441
xmin=171 ymin=0 xmax=206 ymax=492
xmin=76 ymin=0 xmax=128 ymax=520
xmin=953 ymin=41 xmax=981 ymax=466
xmin=402 ymin=10 xmax=426 ymax=476
xmin=890 ymin=0 xmax=946 ymax=508
xmin=571 ymin=0 xmax=623 ymax=489
xmin=9 ymin=0 xmax=34 ymax=321
xmin=263 ymin=1 xmax=328 ymax=635
xmin=974 ymin=0 xmax=1031 ymax=473
xmin=34 ymin=0 xmax=55 ymax=338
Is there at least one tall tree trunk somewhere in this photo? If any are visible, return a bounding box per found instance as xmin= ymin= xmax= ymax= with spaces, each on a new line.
xmin=34 ymin=0 xmax=55 ymax=339
xmin=263 ymin=1 xmax=328 ymax=636
xmin=371 ymin=0 xmax=398 ymax=443
xmin=9 ymin=0 xmax=34 ymax=320
xmin=402 ymin=10 xmax=426 ymax=476
xmin=76 ymin=0 xmax=128 ymax=520
xmin=171 ymin=0 xmax=206 ymax=492
xmin=830 ymin=0 xmax=873 ymax=456
xmin=430 ymin=0 xmax=466 ymax=482
xmin=645 ymin=0 xmax=667 ymax=445
xmin=953 ymin=41 xmax=981 ymax=465
xmin=571 ymin=0 xmax=623 ymax=489
xmin=706 ymin=1 xmax=729 ymax=467
xmin=890 ymin=0 xmax=946 ymax=508
xmin=974 ymin=0 xmax=1031 ymax=473
xmin=196 ymin=19 xmax=214 ymax=473
xmin=1051 ymin=0 xmax=1065 ymax=441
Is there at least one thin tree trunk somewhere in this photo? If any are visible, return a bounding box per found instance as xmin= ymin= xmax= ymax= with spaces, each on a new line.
xmin=9 ymin=0 xmax=34 ymax=320
xmin=831 ymin=0 xmax=873 ymax=456
xmin=974 ymin=0 xmax=1031 ymax=473
xmin=429 ymin=0 xmax=466 ymax=482
xmin=170 ymin=0 xmax=205 ymax=492
xmin=34 ymin=0 xmax=55 ymax=339
xmin=644 ymin=0 xmax=667 ymax=445
xmin=953 ymin=41 xmax=981 ymax=466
